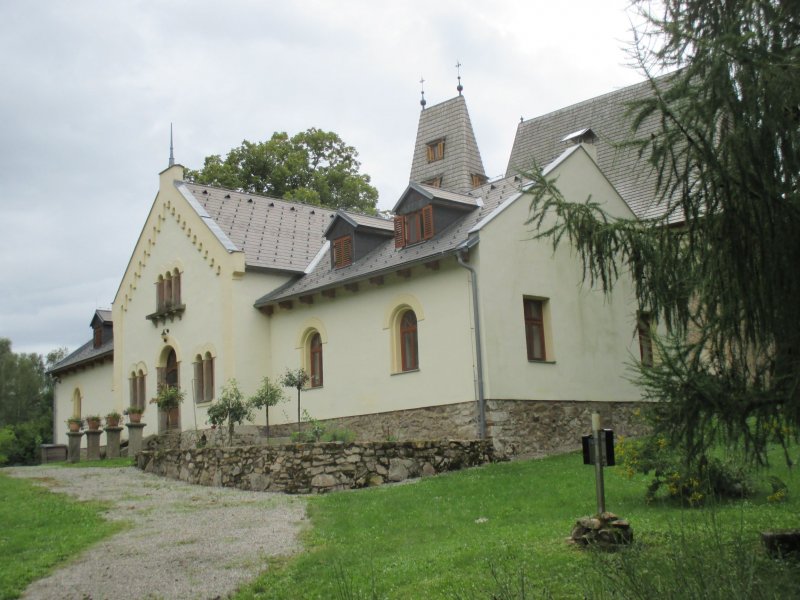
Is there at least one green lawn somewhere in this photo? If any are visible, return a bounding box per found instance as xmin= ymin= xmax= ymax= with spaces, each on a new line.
xmin=237 ymin=450 xmax=800 ymax=599
xmin=0 ymin=472 xmax=125 ymax=600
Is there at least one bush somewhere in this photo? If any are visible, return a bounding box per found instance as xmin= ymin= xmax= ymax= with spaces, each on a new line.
xmin=616 ymin=435 xmax=753 ymax=505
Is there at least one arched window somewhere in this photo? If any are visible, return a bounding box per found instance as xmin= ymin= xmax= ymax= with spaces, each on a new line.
xmin=72 ymin=388 xmax=82 ymax=418
xmin=193 ymin=351 xmax=215 ymax=403
xmin=129 ymin=369 xmax=147 ymax=409
xmin=156 ymin=275 xmax=165 ymax=312
xmin=172 ymin=268 xmax=182 ymax=307
xmin=164 ymin=272 xmax=173 ymax=308
xmin=400 ymin=310 xmax=419 ymax=372
xmin=309 ymin=332 xmax=323 ymax=388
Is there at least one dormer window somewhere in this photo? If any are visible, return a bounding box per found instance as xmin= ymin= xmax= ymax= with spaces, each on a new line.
xmin=332 ymin=235 xmax=353 ymax=268
xmin=394 ymin=205 xmax=434 ymax=248
xmin=426 ymin=139 xmax=445 ymax=162
xmin=93 ymin=325 xmax=103 ymax=349
xmin=471 ymin=174 xmax=487 ymax=188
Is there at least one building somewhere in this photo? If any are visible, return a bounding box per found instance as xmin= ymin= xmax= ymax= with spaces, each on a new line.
xmin=51 ymin=79 xmax=659 ymax=456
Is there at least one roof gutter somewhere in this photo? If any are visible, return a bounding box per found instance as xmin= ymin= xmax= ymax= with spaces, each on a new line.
xmin=456 ymin=245 xmax=486 ymax=440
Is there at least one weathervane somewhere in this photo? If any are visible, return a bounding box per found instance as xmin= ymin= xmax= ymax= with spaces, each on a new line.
xmin=456 ymin=60 xmax=463 ymax=95
xmin=419 ymin=76 xmax=426 ymax=109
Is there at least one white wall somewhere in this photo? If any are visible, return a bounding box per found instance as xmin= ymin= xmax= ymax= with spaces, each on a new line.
xmin=476 ymin=147 xmax=643 ymax=403
xmin=53 ymin=359 xmax=114 ymax=446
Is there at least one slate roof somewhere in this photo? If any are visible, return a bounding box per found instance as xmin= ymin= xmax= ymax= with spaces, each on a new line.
xmin=255 ymin=175 xmax=527 ymax=307
xmin=409 ymin=95 xmax=487 ymax=194
xmin=325 ymin=210 xmax=394 ymax=236
xmin=180 ymin=182 xmax=337 ymax=273
xmin=506 ymin=77 xmax=668 ymax=220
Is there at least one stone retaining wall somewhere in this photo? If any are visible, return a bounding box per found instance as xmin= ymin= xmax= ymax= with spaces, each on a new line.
xmin=137 ymin=439 xmax=500 ymax=494
xmin=144 ymin=399 xmax=649 ymax=459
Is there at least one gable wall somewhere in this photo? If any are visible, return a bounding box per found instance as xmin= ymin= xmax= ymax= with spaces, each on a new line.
xmin=112 ymin=172 xmax=288 ymax=430
xmin=475 ymin=148 xmax=642 ymax=403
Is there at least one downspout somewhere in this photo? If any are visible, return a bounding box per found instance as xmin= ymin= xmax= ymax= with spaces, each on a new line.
xmin=457 ymin=248 xmax=486 ymax=439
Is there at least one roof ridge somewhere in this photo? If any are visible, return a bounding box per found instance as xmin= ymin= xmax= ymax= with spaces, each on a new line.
xmin=184 ymin=181 xmax=338 ymax=213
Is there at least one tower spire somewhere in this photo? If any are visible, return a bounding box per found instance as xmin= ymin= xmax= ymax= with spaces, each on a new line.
xmin=168 ymin=123 xmax=175 ymax=167
xmin=455 ymin=60 xmax=463 ymax=95
xmin=419 ymin=76 xmax=426 ymax=109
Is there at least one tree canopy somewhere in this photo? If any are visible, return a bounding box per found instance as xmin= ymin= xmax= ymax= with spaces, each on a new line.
xmin=525 ymin=0 xmax=800 ymax=464
xmin=0 ymin=339 xmax=67 ymax=465
xmin=187 ymin=128 xmax=379 ymax=213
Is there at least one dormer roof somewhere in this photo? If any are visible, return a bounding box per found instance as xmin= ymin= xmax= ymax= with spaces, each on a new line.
xmin=393 ymin=182 xmax=481 ymax=214
xmin=409 ymin=95 xmax=487 ymax=194
xmin=323 ymin=210 xmax=394 ymax=238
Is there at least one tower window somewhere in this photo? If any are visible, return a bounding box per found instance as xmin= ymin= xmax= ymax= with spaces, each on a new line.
xmin=426 ymin=139 xmax=445 ymax=162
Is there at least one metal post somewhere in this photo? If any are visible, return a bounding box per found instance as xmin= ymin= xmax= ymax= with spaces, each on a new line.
xmin=592 ymin=412 xmax=606 ymax=515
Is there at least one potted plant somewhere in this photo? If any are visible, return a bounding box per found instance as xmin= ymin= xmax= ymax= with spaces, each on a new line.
xmin=66 ymin=417 xmax=83 ymax=432
xmin=105 ymin=410 xmax=122 ymax=427
xmin=85 ymin=415 xmax=102 ymax=430
xmin=151 ymin=385 xmax=185 ymax=429
xmin=126 ymin=406 xmax=144 ymax=424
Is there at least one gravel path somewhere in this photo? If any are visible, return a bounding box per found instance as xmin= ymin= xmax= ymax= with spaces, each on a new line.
xmin=6 ymin=465 xmax=307 ymax=600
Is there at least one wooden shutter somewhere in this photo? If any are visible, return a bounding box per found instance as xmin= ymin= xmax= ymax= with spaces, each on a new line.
xmin=193 ymin=360 xmax=203 ymax=404
xmin=333 ymin=236 xmax=353 ymax=268
xmin=422 ymin=205 xmax=434 ymax=240
xmin=394 ymin=216 xmax=406 ymax=248
xmin=203 ymin=356 xmax=214 ymax=403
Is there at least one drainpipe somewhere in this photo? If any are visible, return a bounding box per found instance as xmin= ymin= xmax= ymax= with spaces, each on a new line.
xmin=457 ymin=248 xmax=486 ymax=439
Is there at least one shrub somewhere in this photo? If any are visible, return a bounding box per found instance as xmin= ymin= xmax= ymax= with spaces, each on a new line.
xmin=206 ymin=379 xmax=253 ymax=445
xmin=616 ymin=435 xmax=753 ymax=505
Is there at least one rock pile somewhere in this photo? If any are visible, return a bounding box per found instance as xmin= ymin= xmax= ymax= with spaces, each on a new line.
xmin=569 ymin=512 xmax=633 ymax=549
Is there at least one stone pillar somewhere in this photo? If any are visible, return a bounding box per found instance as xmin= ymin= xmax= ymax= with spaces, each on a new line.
xmin=105 ymin=426 xmax=123 ymax=458
xmin=67 ymin=431 xmax=83 ymax=463
xmin=85 ymin=430 xmax=103 ymax=461
xmin=126 ymin=422 xmax=147 ymax=457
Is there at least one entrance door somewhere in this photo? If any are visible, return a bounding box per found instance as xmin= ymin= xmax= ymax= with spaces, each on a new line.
xmin=161 ymin=348 xmax=181 ymax=431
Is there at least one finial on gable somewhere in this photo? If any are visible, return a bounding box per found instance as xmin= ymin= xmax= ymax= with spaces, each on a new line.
xmin=419 ymin=76 xmax=426 ymax=109
xmin=168 ymin=123 xmax=175 ymax=167
xmin=455 ymin=60 xmax=463 ymax=95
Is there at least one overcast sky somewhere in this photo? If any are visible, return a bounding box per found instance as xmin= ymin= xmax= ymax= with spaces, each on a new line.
xmin=0 ymin=0 xmax=647 ymax=357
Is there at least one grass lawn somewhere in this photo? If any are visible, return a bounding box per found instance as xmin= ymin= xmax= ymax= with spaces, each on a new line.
xmin=0 ymin=470 xmax=126 ymax=600
xmin=236 ymin=449 xmax=800 ymax=599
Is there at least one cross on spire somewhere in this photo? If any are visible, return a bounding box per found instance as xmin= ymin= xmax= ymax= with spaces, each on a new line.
xmin=455 ymin=60 xmax=463 ymax=95
xmin=168 ymin=123 xmax=175 ymax=167
xmin=419 ymin=76 xmax=427 ymax=109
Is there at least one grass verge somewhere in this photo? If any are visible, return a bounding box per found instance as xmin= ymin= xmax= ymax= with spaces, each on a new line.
xmin=235 ymin=449 xmax=800 ymax=599
xmin=0 ymin=472 xmax=125 ymax=599
xmin=50 ymin=457 xmax=136 ymax=469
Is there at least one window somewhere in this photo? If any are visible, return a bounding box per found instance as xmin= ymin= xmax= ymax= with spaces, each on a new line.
xmin=400 ymin=310 xmax=419 ymax=371
xmin=471 ymin=173 xmax=487 ymax=188
xmin=309 ymin=333 xmax=323 ymax=387
xmin=523 ymin=298 xmax=547 ymax=361
xmin=426 ymin=138 xmax=445 ymax=162
xmin=332 ymin=235 xmax=353 ymax=269
xmin=72 ymin=388 xmax=82 ymax=419
xmin=171 ymin=269 xmax=181 ymax=306
xmin=156 ymin=275 xmax=165 ymax=312
xmin=193 ymin=352 xmax=215 ymax=403
xmin=93 ymin=325 xmax=103 ymax=349
xmin=637 ymin=312 xmax=654 ymax=367
xmin=394 ymin=205 xmax=434 ymax=248
xmin=129 ymin=370 xmax=146 ymax=410
xmin=423 ymin=176 xmax=442 ymax=188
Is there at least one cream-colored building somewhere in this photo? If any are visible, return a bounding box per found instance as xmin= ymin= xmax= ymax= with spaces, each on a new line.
xmin=52 ymin=81 xmax=659 ymax=456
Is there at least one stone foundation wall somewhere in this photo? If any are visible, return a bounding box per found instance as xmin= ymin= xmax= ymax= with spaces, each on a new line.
xmin=485 ymin=399 xmax=650 ymax=458
xmin=137 ymin=439 xmax=499 ymax=494
xmin=145 ymin=399 xmax=649 ymax=458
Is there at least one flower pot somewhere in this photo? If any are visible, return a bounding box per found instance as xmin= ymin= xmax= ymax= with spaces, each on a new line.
xmin=106 ymin=416 xmax=121 ymax=428
xmin=86 ymin=418 xmax=102 ymax=431
xmin=128 ymin=412 xmax=142 ymax=424
xmin=68 ymin=421 xmax=81 ymax=432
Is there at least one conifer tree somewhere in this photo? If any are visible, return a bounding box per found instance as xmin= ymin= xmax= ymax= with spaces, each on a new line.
xmin=525 ymin=0 xmax=800 ymax=464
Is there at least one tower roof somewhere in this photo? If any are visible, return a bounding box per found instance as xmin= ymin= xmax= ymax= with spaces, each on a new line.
xmin=409 ymin=95 xmax=487 ymax=194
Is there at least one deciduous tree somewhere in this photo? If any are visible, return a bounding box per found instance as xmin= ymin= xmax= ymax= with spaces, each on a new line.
xmin=187 ymin=128 xmax=379 ymax=213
